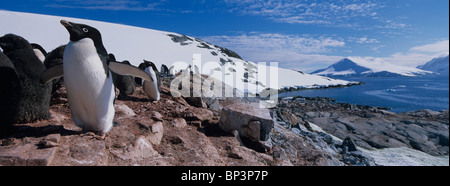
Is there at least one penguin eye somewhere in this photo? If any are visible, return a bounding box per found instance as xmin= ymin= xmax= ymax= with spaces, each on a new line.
xmin=82 ymin=28 xmax=89 ymax=33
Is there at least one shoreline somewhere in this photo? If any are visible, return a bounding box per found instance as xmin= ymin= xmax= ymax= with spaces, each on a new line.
xmin=272 ymin=96 xmax=449 ymax=158
xmin=277 ymin=81 xmax=365 ymax=94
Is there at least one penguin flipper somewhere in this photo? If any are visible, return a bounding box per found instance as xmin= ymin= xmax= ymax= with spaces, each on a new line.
xmin=41 ymin=64 xmax=64 ymax=84
xmin=109 ymin=62 xmax=154 ymax=82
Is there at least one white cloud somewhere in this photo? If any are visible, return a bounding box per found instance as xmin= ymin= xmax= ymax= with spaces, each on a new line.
xmin=203 ymin=33 xmax=345 ymax=54
xmin=201 ymin=33 xmax=345 ymax=72
xmin=383 ymin=40 xmax=450 ymax=67
xmin=410 ymin=40 xmax=450 ymax=53
xmin=224 ymin=0 xmax=383 ymax=28
xmin=203 ymin=34 xmax=449 ymax=71
xmin=47 ymin=0 xmax=163 ymax=11
xmin=354 ymin=37 xmax=379 ymax=44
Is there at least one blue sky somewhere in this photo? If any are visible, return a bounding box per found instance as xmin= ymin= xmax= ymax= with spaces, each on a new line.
xmin=2 ymin=0 xmax=449 ymax=72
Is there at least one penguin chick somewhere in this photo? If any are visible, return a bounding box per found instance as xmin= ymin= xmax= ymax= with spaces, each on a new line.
xmin=0 ymin=34 xmax=52 ymax=124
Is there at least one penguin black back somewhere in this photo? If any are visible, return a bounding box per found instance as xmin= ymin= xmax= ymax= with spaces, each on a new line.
xmin=0 ymin=51 xmax=22 ymax=127
xmin=141 ymin=60 xmax=161 ymax=92
xmin=44 ymin=45 xmax=66 ymax=94
xmin=112 ymin=60 xmax=137 ymax=97
xmin=136 ymin=61 xmax=154 ymax=86
xmin=0 ymin=34 xmax=52 ymax=123
xmin=44 ymin=45 xmax=66 ymax=69
xmin=161 ymin=64 xmax=169 ymax=77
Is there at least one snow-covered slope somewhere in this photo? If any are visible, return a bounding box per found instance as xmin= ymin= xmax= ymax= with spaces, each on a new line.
xmin=313 ymin=57 xmax=433 ymax=77
xmin=0 ymin=10 xmax=355 ymax=94
xmin=417 ymin=55 xmax=449 ymax=75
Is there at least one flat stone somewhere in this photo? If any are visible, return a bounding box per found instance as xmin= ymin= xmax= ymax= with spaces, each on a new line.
xmin=115 ymin=103 xmax=136 ymax=118
xmin=0 ymin=143 xmax=56 ymax=166
xmin=44 ymin=134 xmax=61 ymax=143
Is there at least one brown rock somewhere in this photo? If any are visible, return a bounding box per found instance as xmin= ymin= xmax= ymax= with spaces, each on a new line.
xmin=184 ymin=97 xmax=207 ymax=108
xmin=115 ymin=103 xmax=136 ymax=118
xmin=182 ymin=107 xmax=214 ymax=122
xmin=229 ymin=146 xmax=273 ymax=166
xmin=219 ymin=102 xmax=274 ymax=141
xmin=149 ymin=111 xmax=164 ymax=121
xmin=242 ymin=121 xmax=261 ymax=142
xmin=281 ymin=110 xmax=302 ymax=125
xmin=44 ymin=134 xmax=61 ymax=143
xmin=147 ymin=122 xmax=164 ymax=146
xmin=38 ymin=140 xmax=59 ymax=148
xmin=62 ymin=137 xmax=108 ymax=166
xmin=172 ymin=118 xmax=187 ymax=128
xmin=0 ymin=143 xmax=56 ymax=166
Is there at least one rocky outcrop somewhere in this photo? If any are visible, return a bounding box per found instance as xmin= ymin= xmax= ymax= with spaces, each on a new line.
xmin=275 ymin=97 xmax=449 ymax=157
xmin=219 ymin=103 xmax=274 ymax=141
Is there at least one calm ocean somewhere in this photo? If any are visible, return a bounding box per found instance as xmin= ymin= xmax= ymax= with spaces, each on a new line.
xmin=279 ymin=76 xmax=450 ymax=113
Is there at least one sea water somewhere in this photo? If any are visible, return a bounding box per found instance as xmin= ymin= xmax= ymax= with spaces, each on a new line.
xmin=279 ymin=76 xmax=449 ymax=113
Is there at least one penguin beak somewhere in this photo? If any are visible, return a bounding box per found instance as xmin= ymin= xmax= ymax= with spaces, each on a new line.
xmin=60 ymin=20 xmax=80 ymax=42
xmin=60 ymin=20 xmax=73 ymax=27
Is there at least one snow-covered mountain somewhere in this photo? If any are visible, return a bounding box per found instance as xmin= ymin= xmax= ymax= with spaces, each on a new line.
xmin=312 ymin=57 xmax=433 ymax=77
xmin=417 ymin=55 xmax=449 ymax=75
xmin=0 ymin=10 xmax=356 ymax=94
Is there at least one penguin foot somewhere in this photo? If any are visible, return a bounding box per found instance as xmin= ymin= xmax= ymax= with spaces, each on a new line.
xmin=95 ymin=133 xmax=106 ymax=140
xmin=81 ymin=131 xmax=106 ymax=140
xmin=81 ymin=131 xmax=96 ymax=137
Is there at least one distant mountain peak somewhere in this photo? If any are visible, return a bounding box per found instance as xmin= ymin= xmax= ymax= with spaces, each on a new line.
xmin=417 ymin=55 xmax=449 ymax=75
xmin=313 ymin=57 xmax=433 ymax=77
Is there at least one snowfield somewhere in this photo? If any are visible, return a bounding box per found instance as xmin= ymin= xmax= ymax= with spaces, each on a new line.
xmin=1 ymin=10 xmax=356 ymax=94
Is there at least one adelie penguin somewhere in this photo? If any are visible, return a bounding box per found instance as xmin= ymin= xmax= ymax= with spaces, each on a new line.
xmin=138 ymin=60 xmax=161 ymax=101
xmin=0 ymin=34 xmax=52 ymax=124
xmin=41 ymin=20 xmax=154 ymax=138
xmin=0 ymin=51 xmax=22 ymax=128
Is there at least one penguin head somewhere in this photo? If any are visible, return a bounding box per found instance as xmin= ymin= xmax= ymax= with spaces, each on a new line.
xmin=60 ymin=20 xmax=103 ymax=45
xmin=0 ymin=34 xmax=32 ymax=53
xmin=143 ymin=60 xmax=159 ymax=73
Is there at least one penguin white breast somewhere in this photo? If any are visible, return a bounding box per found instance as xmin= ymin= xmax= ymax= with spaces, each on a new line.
xmin=63 ymin=38 xmax=115 ymax=133
xmin=144 ymin=67 xmax=160 ymax=101
xmin=33 ymin=49 xmax=46 ymax=63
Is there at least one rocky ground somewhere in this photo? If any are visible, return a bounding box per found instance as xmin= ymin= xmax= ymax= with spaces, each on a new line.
xmin=1 ymin=75 xmax=448 ymax=166
xmin=272 ymin=96 xmax=449 ymax=166
xmin=0 ymin=83 xmax=271 ymax=166
xmin=275 ymin=97 xmax=449 ymax=156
